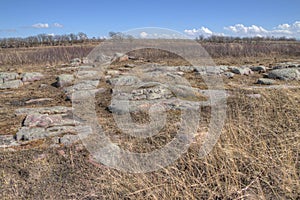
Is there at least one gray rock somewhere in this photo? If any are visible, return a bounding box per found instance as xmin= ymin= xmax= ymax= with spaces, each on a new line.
xmin=111 ymin=53 xmax=129 ymax=62
xmin=21 ymin=72 xmax=44 ymax=82
xmin=250 ymin=66 xmax=267 ymax=73
xmin=124 ymin=64 xmax=136 ymax=68
xmin=231 ymin=67 xmax=253 ymax=75
xmin=16 ymin=126 xmax=77 ymax=141
xmin=56 ymin=74 xmax=74 ymax=87
xmin=15 ymin=106 xmax=72 ymax=115
xmin=0 ymin=135 xmax=19 ymax=148
xmin=23 ymin=113 xmax=76 ymax=128
xmin=268 ymin=68 xmax=300 ymax=81
xmin=25 ymin=98 xmax=53 ymax=105
xmin=224 ymin=72 xmax=235 ymax=78
xmin=0 ymin=80 xmax=23 ymax=89
xmin=70 ymin=58 xmax=81 ymax=66
xmin=256 ymin=78 xmax=276 ymax=85
xmin=0 ymin=72 xmax=18 ymax=82
xmin=76 ymin=71 xmax=99 ymax=80
xmin=106 ymin=70 xmax=120 ymax=76
xmin=16 ymin=127 xmax=49 ymax=141
xmin=59 ymin=134 xmax=80 ymax=146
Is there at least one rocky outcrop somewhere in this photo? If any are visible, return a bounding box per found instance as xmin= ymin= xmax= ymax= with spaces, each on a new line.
xmin=268 ymin=68 xmax=300 ymax=81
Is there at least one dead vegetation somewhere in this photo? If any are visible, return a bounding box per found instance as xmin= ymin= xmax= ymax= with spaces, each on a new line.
xmin=0 ymin=41 xmax=300 ymax=199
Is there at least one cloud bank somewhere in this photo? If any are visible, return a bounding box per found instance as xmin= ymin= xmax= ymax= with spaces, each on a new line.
xmin=184 ymin=21 xmax=300 ymax=38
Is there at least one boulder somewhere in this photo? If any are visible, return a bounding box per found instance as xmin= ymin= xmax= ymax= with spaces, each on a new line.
xmin=111 ymin=53 xmax=129 ymax=62
xmin=25 ymin=113 xmax=76 ymax=128
xmin=21 ymin=72 xmax=44 ymax=82
xmin=268 ymin=68 xmax=300 ymax=81
xmin=0 ymin=135 xmax=19 ymax=148
xmin=0 ymin=80 xmax=23 ymax=89
xmin=231 ymin=67 xmax=253 ymax=75
xmin=0 ymin=72 xmax=18 ymax=82
xmin=256 ymin=78 xmax=276 ymax=85
xmin=56 ymin=74 xmax=75 ymax=87
xmin=250 ymin=66 xmax=267 ymax=73
xmin=224 ymin=72 xmax=235 ymax=78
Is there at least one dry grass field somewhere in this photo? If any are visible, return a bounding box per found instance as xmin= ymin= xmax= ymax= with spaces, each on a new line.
xmin=0 ymin=40 xmax=299 ymax=199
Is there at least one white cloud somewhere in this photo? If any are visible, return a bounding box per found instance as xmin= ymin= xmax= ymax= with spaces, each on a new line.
xmin=53 ymin=23 xmax=63 ymax=28
xmin=32 ymin=23 xmax=49 ymax=28
xmin=224 ymin=21 xmax=300 ymax=38
xmin=185 ymin=21 xmax=300 ymax=39
xmin=140 ymin=31 xmax=148 ymax=38
xmin=184 ymin=26 xmax=223 ymax=37
xmin=47 ymin=33 xmax=55 ymax=36
xmin=224 ymin=24 xmax=267 ymax=35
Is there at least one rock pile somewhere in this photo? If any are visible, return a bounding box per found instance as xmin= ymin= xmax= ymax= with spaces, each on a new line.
xmin=0 ymin=72 xmax=44 ymax=89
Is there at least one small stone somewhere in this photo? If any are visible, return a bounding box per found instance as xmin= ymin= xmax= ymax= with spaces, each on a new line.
xmin=0 ymin=80 xmax=23 ymax=89
xmin=224 ymin=72 xmax=235 ymax=78
xmin=56 ymin=74 xmax=75 ymax=87
xmin=21 ymin=72 xmax=44 ymax=82
xmin=25 ymin=98 xmax=53 ymax=105
xmin=106 ymin=70 xmax=120 ymax=76
xmin=0 ymin=135 xmax=19 ymax=148
xmin=231 ymin=67 xmax=253 ymax=75
xmin=59 ymin=134 xmax=80 ymax=146
xmin=0 ymin=72 xmax=18 ymax=82
xmin=250 ymin=66 xmax=267 ymax=73
xmin=256 ymin=78 xmax=276 ymax=85
xmin=111 ymin=53 xmax=129 ymax=62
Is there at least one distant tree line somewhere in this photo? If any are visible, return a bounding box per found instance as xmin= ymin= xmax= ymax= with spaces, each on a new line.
xmin=196 ymin=35 xmax=297 ymax=43
xmin=0 ymin=32 xmax=105 ymax=48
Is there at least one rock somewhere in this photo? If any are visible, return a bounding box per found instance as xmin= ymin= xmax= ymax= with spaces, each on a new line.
xmin=56 ymin=74 xmax=74 ymax=87
xmin=124 ymin=64 xmax=136 ymax=68
xmin=256 ymin=78 xmax=276 ymax=85
xmin=16 ymin=127 xmax=48 ymax=141
xmin=63 ymin=80 xmax=99 ymax=95
xmin=246 ymin=94 xmax=262 ymax=99
xmin=25 ymin=98 xmax=53 ymax=105
xmin=268 ymin=68 xmax=300 ymax=81
xmin=21 ymin=72 xmax=44 ymax=82
xmin=16 ymin=126 xmax=76 ymax=141
xmin=231 ymin=67 xmax=253 ymax=75
xmin=106 ymin=70 xmax=120 ymax=76
xmin=0 ymin=72 xmax=18 ymax=82
xmin=59 ymin=134 xmax=80 ymax=146
xmin=76 ymin=71 xmax=99 ymax=80
xmin=224 ymin=72 xmax=235 ymax=78
xmin=0 ymin=80 xmax=23 ymax=89
xmin=82 ymin=57 xmax=89 ymax=64
xmin=0 ymin=135 xmax=19 ymax=148
xmin=70 ymin=58 xmax=81 ymax=66
xmin=15 ymin=106 xmax=72 ymax=116
xmin=178 ymin=66 xmax=195 ymax=72
xmin=23 ymin=113 xmax=75 ymax=128
xmin=250 ymin=66 xmax=267 ymax=73
xmin=111 ymin=53 xmax=129 ymax=62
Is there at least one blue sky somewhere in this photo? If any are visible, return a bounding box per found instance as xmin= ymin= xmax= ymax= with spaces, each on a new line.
xmin=1 ymin=0 xmax=300 ymax=38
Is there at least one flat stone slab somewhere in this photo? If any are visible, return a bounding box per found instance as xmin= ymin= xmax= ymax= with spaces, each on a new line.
xmin=15 ymin=106 xmax=73 ymax=115
xmin=0 ymin=80 xmax=23 ymax=89
xmin=0 ymin=135 xmax=19 ymax=148
xmin=268 ymin=68 xmax=300 ymax=81
xmin=23 ymin=113 xmax=76 ymax=128
xmin=0 ymin=72 xmax=19 ymax=82
xmin=21 ymin=72 xmax=44 ymax=82
xmin=56 ymin=74 xmax=75 ymax=87
xmin=16 ymin=126 xmax=79 ymax=141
